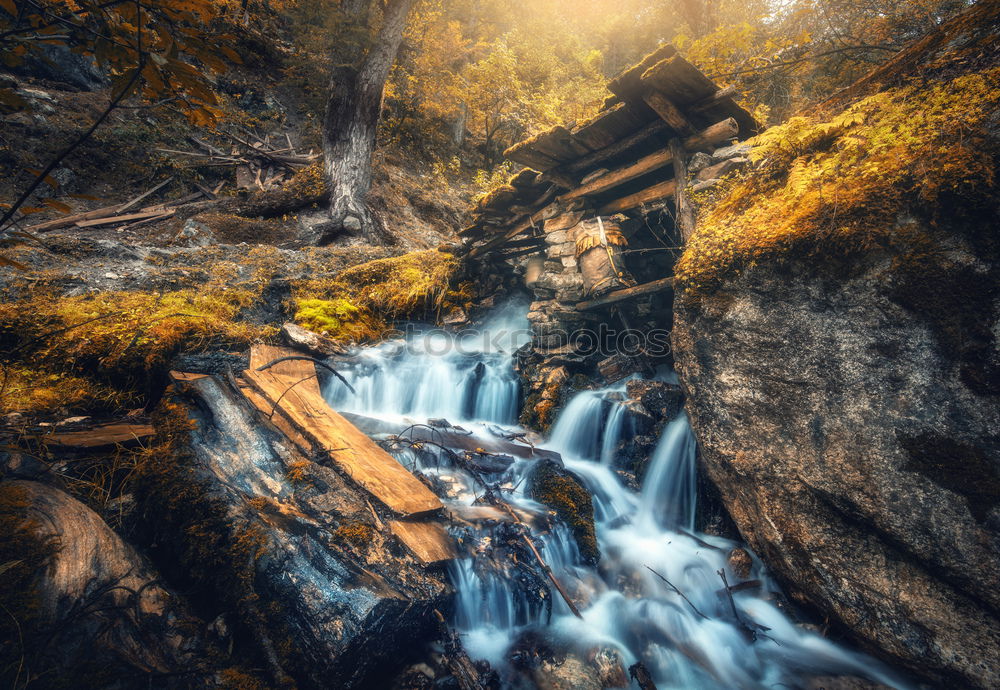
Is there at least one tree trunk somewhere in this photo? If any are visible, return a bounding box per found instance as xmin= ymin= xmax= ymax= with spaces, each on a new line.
xmin=321 ymin=0 xmax=414 ymax=245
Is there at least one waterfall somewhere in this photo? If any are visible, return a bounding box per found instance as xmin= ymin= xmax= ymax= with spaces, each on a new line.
xmin=637 ymin=413 xmax=698 ymax=531
xmin=324 ymin=303 xmax=907 ymax=690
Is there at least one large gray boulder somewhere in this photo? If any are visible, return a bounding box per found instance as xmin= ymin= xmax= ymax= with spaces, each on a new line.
xmin=672 ymin=215 xmax=1000 ymax=687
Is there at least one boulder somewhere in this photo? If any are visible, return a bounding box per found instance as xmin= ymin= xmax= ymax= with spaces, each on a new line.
xmin=625 ymin=379 xmax=684 ymax=422
xmin=673 ymin=222 xmax=1000 ymax=687
xmin=280 ymin=321 xmax=348 ymax=356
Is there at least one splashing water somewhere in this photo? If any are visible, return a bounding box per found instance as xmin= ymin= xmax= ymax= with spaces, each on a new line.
xmin=324 ymin=304 xmax=907 ymax=689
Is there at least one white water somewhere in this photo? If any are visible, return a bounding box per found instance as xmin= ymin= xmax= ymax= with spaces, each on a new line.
xmin=323 ymin=305 xmax=906 ymax=689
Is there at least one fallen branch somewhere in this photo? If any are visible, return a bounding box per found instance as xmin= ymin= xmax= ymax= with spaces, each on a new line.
xmin=254 ymin=355 xmax=355 ymax=395
xmin=716 ymin=569 xmax=775 ymax=643
xmin=492 ymin=498 xmax=583 ymax=619
xmin=644 ymin=565 xmax=708 ymax=620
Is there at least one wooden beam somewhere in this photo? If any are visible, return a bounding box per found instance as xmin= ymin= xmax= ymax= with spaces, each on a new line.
xmin=557 ymin=119 xmax=738 ymax=203
xmin=598 ymin=179 xmax=676 ymax=215
xmin=643 ymin=90 xmax=696 ymax=136
xmin=465 ymin=201 xmax=559 ymax=259
xmin=242 ymin=346 xmax=442 ymax=518
xmin=670 ymin=137 xmax=696 ymax=242
xmin=387 ymin=520 xmax=456 ymax=564
xmin=576 ymin=277 xmax=674 ymax=311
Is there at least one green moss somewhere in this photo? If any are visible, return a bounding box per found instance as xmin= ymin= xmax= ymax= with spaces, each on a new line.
xmin=0 ymin=282 xmax=276 ymax=415
xmin=290 ymin=249 xmax=463 ymax=342
xmin=530 ymin=462 xmax=599 ymax=565
xmin=676 ymin=67 xmax=1000 ymax=293
xmin=293 ymin=297 xmax=376 ymax=340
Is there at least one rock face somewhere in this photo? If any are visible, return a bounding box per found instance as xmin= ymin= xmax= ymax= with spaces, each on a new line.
xmin=672 ymin=221 xmax=1000 ymax=686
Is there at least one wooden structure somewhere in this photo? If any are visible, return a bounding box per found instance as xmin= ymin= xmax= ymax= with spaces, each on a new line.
xmin=460 ymin=46 xmax=756 ymax=310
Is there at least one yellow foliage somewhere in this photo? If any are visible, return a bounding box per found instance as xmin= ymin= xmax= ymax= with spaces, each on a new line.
xmin=0 ymin=286 xmax=273 ymax=414
xmin=676 ymin=68 xmax=1000 ymax=293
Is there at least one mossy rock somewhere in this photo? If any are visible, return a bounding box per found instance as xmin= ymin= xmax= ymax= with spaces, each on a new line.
xmin=529 ymin=460 xmax=599 ymax=565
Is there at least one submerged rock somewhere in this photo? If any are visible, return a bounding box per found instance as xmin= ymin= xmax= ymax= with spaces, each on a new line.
xmin=528 ymin=459 xmax=599 ymax=565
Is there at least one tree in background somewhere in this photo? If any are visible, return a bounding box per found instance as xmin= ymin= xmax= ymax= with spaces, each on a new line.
xmin=321 ymin=0 xmax=414 ymax=244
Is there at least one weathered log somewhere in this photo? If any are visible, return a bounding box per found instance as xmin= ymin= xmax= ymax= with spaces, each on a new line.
xmin=669 ymin=137 xmax=696 ymax=242
xmin=156 ymin=373 xmax=450 ymax=687
xmin=643 ymin=90 xmax=696 ymax=136
xmin=2 ymin=480 xmax=215 ymax=682
xmin=576 ymin=277 xmax=673 ymax=311
xmin=598 ymin=179 xmax=677 ymax=215
xmin=557 ymin=119 xmax=737 ymax=203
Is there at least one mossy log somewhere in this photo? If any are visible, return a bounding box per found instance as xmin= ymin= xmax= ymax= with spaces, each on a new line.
xmin=0 ymin=480 xmax=216 ymax=688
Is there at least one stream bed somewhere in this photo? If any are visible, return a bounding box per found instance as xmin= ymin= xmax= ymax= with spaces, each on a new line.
xmin=323 ymin=305 xmax=904 ymax=689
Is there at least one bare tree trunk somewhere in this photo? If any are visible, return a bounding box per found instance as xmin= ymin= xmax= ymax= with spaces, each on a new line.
xmin=320 ymin=0 xmax=414 ymax=245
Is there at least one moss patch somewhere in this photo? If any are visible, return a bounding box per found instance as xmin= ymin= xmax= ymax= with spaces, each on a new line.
xmin=290 ymin=249 xmax=464 ymax=342
xmin=331 ymin=521 xmax=376 ymax=552
xmin=0 ymin=286 xmax=274 ymax=415
xmin=529 ymin=461 xmax=599 ymax=565
xmin=676 ymin=67 xmax=1000 ymax=293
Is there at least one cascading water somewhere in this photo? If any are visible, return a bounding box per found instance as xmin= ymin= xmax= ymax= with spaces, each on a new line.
xmin=323 ymin=304 xmax=906 ymax=689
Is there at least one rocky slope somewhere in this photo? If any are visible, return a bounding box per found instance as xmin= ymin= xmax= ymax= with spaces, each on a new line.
xmin=672 ymin=4 xmax=1000 ymax=687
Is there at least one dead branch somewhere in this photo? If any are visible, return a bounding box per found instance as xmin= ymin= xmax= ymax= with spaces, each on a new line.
xmin=254 ymin=355 xmax=356 ymax=395
xmin=644 ymin=565 xmax=709 ymax=620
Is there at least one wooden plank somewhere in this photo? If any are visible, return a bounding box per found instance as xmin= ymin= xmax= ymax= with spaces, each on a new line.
xmin=641 ymin=55 xmax=718 ymax=105
xmin=643 ymin=90 xmax=696 ymax=136
xmin=169 ymin=370 xmax=208 ymax=383
xmin=243 ymin=347 xmax=442 ymax=518
xmin=576 ymin=277 xmax=674 ymax=311
xmin=388 ymin=520 xmax=456 ymax=564
xmin=75 ymin=209 xmax=176 ymax=228
xmin=26 ymin=204 xmax=123 ymax=233
xmin=46 ymin=423 xmax=154 ymax=449
xmin=117 ymin=177 xmax=173 ymax=214
xmin=598 ymin=179 xmax=677 ymax=215
xmin=670 ymin=137 xmax=696 ymax=242
xmin=558 ymin=119 xmax=738 ymax=203
xmin=249 ymin=344 xmax=321 ymax=396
